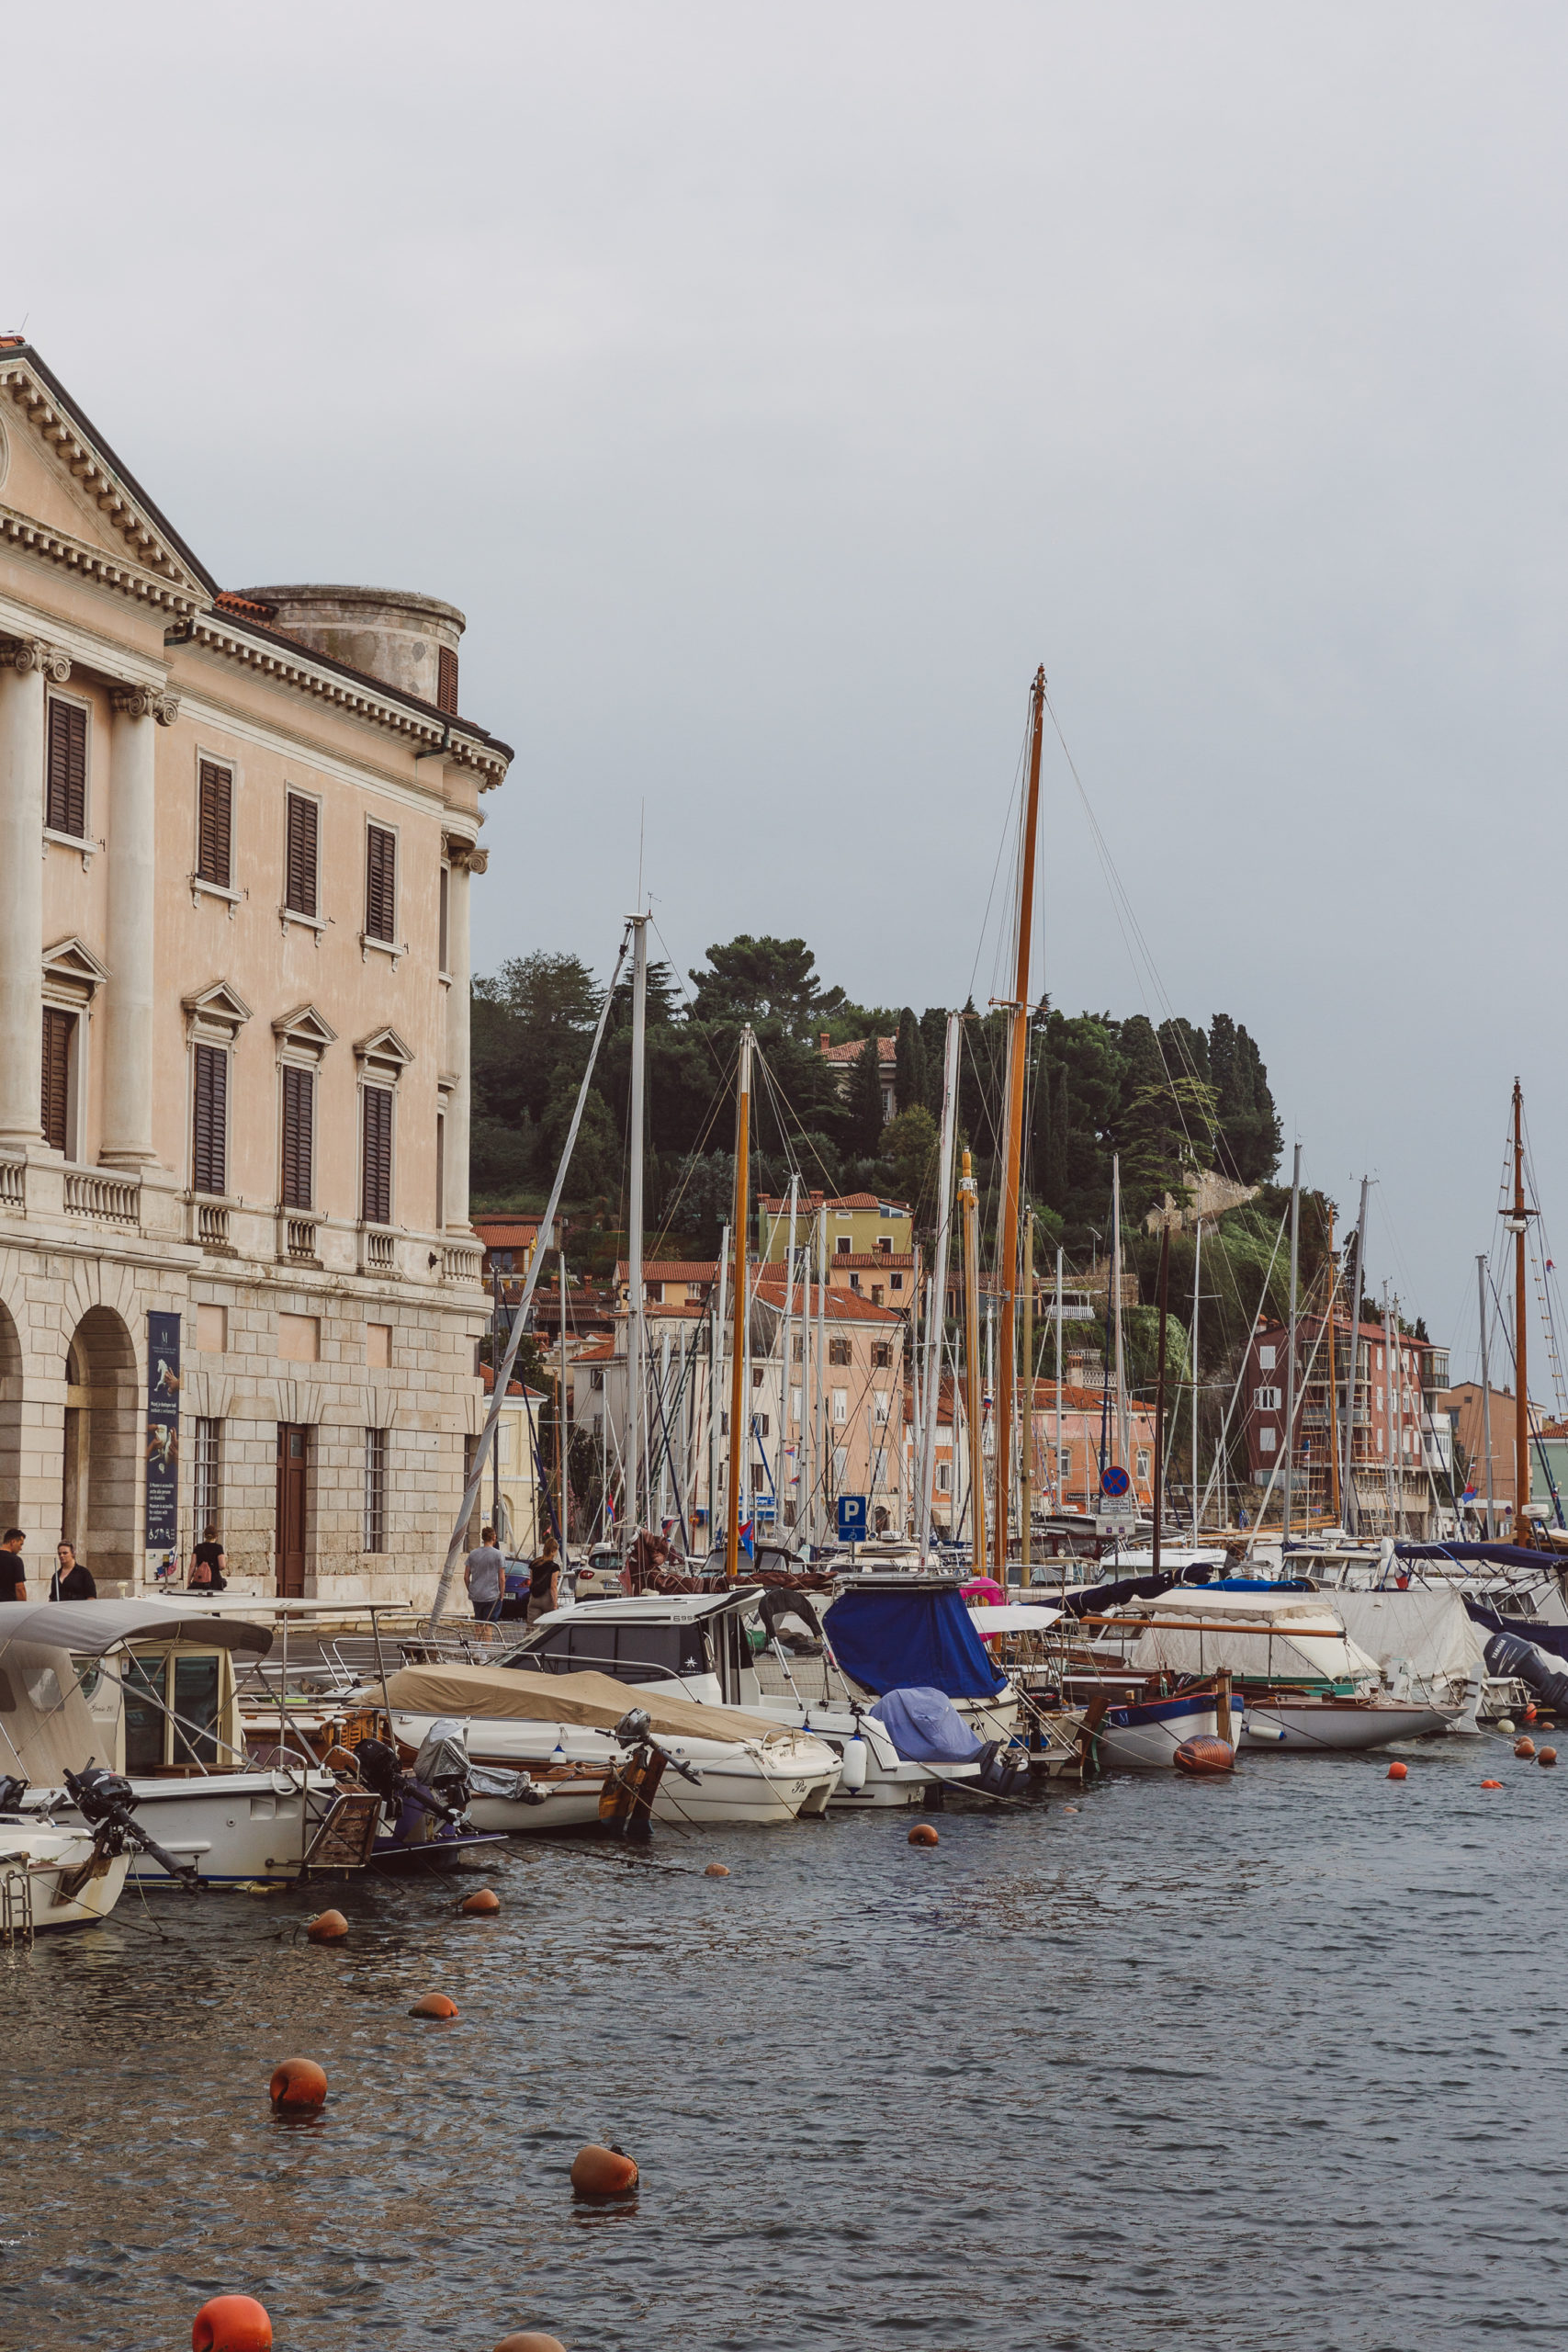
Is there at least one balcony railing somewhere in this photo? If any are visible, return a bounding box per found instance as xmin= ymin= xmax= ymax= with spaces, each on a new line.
xmin=65 ymin=1170 xmax=139 ymax=1226
xmin=442 ymin=1241 xmax=483 ymax=1285
xmin=360 ymin=1226 xmax=397 ymax=1274
xmin=195 ymin=1200 xmax=231 ymax=1250
xmin=279 ymin=1213 xmax=322 ymax=1265
xmin=0 ymin=1158 xmax=23 ymax=1214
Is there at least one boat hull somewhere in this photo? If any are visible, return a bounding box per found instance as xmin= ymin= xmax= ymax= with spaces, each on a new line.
xmin=1098 ymin=1694 xmax=1232 ymax=1771
xmin=32 ymin=1770 xmax=346 ymax=1884
xmin=1 ymin=1834 xmax=130 ymax=1931
xmin=1239 ymin=1699 xmax=1458 ymax=1752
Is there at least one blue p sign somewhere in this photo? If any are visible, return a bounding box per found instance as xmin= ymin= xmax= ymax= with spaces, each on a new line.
xmin=837 ymin=1494 xmax=867 ymax=1543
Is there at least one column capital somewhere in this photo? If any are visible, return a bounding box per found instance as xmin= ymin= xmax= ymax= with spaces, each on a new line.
xmin=111 ymin=682 xmax=180 ymax=725
xmin=1 ymin=636 xmax=71 ymax=682
xmin=445 ymin=834 xmax=487 ymax=873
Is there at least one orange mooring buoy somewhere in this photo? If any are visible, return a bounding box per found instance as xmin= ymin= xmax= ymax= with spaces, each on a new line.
xmin=459 ymin=1887 xmax=501 ymax=1916
xmin=570 ymin=2143 xmax=639 ymax=2196
xmin=1515 ymin=1738 xmax=1537 ymax=1759
xmin=1387 ymin=1761 xmax=1408 ymax=1780
xmin=1539 ymin=1747 xmax=1559 ymax=1768
xmin=908 ymin=1823 xmax=940 ymax=1846
xmin=305 ymin=1908 xmax=348 ymax=1943
xmin=409 ymin=1992 xmax=459 ymax=2019
xmin=269 ymin=2057 xmax=327 ymax=2110
xmin=493 ymin=2335 xmax=568 ymax=2352
xmin=704 ymin=1863 xmax=729 ymax=1877
xmin=1173 ymin=1736 xmax=1235 ymax=1775
xmin=1481 ymin=1779 xmax=1504 ymax=1789
xmin=192 ymin=2294 xmax=273 ymax=2350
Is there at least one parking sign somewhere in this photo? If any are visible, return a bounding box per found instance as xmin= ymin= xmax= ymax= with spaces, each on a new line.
xmin=837 ymin=1494 xmax=867 ymax=1544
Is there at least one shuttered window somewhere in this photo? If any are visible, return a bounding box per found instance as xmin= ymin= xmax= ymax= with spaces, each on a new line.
xmin=285 ymin=793 xmax=318 ymax=917
xmin=40 ymin=1008 xmax=73 ymax=1151
xmin=197 ymin=762 xmax=233 ymax=888
xmin=437 ymin=646 xmax=458 ymax=714
xmin=365 ymin=824 xmax=397 ymax=942
xmin=46 ymin=701 xmax=87 ymax=838
xmin=281 ymin=1064 xmax=314 ymax=1209
xmin=361 ymin=1085 xmax=392 ymax=1225
xmin=192 ymin=1043 xmax=228 ymax=1196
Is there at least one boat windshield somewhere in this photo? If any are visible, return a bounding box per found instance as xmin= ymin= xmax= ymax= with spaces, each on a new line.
xmin=511 ymin=1619 xmax=713 ymax=1686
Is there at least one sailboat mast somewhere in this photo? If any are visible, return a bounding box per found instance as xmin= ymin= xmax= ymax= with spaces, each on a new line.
xmin=1111 ymin=1157 xmax=1129 ymax=1476
xmin=1021 ymin=1203 xmax=1034 ymax=1575
xmin=781 ymin=1172 xmax=799 ymax=1533
xmin=991 ymin=664 xmax=1047 ymax=1577
xmin=1190 ymin=1216 xmax=1202 ymax=1533
xmin=724 ymin=1028 xmax=753 ymax=1579
xmin=1341 ymin=1174 xmax=1370 ymax=1537
xmin=1055 ymin=1245 xmax=1064 ymax=1514
xmin=917 ymin=1012 xmax=962 ymax=1557
xmin=1477 ymin=1251 xmax=1495 ymax=1540
xmin=960 ymin=1148 xmax=986 ymax=1567
xmin=1282 ymin=1141 xmax=1302 ymax=1542
xmin=1151 ymin=1216 xmax=1171 ymax=1574
xmin=1513 ymin=1077 xmax=1531 ymax=1539
xmin=1325 ymin=1207 xmax=1340 ymax=1527
xmin=626 ymin=911 xmax=649 ymax=1538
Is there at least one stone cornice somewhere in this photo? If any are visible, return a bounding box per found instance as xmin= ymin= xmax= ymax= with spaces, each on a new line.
xmin=0 ymin=502 xmax=207 ymax=619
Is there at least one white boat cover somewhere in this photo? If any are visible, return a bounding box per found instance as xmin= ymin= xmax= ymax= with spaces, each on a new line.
xmin=1123 ymin=1592 xmax=1382 ymax=1685
xmin=0 ymin=1598 xmax=274 ymax=1657
xmin=381 ymin=1662 xmax=790 ymax=1746
xmin=0 ymin=1640 xmax=99 ymax=1786
xmin=965 ymin=1605 xmax=1064 ymax=1634
xmin=1328 ymin=1587 xmax=1489 ymax=1687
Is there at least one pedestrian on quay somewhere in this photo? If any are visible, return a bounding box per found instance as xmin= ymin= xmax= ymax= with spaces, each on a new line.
xmin=0 ymin=1528 xmax=27 ymax=1603
xmin=49 ymin=1542 xmax=96 ymax=1600
xmin=187 ymin=1525 xmax=228 ymax=1594
xmin=526 ymin=1533 xmax=560 ymax=1625
xmin=465 ymin=1525 xmax=506 ymax=1623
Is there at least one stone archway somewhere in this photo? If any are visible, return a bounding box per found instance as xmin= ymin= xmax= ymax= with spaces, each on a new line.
xmin=64 ymin=1305 xmax=140 ymax=1593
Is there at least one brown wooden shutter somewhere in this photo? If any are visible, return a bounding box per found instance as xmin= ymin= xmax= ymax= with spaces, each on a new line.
xmin=46 ymin=701 xmax=87 ymax=838
xmin=285 ymin=793 xmax=318 ymax=917
xmin=365 ymin=825 xmax=396 ymax=942
xmin=281 ymin=1064 xmax=313 ymax=1209
xmin=197 ymin=763 xmax=232 ymax=888
xmin=192 ymin=1043 xmax=228 ymax=1195
xmin=361 ymin=1085 xmax=392 ymax=1225
xmin=40 ymin=1009 xmax=73 ymax=1151
xmin=437 ymin=646 xmax=459 ymax=714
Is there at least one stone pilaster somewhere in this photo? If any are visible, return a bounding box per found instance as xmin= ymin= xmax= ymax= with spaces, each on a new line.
xmin=0 ymin=638 xmax=69 ymax=1148
xmin=444 ymin=839 xmax=482 ymax=1231
xmin=101 ymin=684 xmax=178 ymax=1166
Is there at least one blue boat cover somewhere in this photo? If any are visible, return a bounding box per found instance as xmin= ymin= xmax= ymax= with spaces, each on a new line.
xmin=1396 ymin=1542 xmax=1551 ymax=1570
xmin=870 ymin=1686 xmax=987 ymax=1763
xmin=1466 ymin=1600 xmax=1568 ymax=1665
xmin=826 ymin=1587 xmax=1008 ymax=1698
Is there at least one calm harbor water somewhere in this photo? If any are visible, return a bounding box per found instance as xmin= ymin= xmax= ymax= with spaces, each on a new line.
xmin=5 ymin=1737 xmax=1566 ymax=2352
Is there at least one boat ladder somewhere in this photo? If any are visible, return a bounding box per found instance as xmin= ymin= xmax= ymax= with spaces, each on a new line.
xmin=1 ymin=1860 xmax=35 ymax=1948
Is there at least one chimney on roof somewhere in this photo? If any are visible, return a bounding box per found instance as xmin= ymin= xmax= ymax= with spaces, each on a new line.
xmin=819 ymin=1032 xmax=830 ymax=1050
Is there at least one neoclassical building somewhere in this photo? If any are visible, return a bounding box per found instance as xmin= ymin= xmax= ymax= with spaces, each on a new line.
xmin=0 ymin=337 xmax=512 ymax=1599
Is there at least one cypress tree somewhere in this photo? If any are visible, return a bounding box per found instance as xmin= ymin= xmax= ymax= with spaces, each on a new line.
xmin=847 ymin=1033 xmax=887 ymax=1156
xmin=894 ymin=1007 xmax=927 ymax=1120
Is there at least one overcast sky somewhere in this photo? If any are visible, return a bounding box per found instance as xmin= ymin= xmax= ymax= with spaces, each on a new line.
xmin=6 ymin=2 xmax=1564 ymax=1369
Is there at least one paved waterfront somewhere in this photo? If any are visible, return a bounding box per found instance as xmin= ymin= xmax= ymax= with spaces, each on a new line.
xmin=5 ymin=1738 xmax=1565 ymax=2350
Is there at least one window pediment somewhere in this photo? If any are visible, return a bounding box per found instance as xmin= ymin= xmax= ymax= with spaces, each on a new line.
xmin=273 ymin=1002 xmax=338 ymax=1056
xmin=182 ymin=978 xmax=253 ymax=1040
xmin=43 ymin=935 xmax=109 ymax=1001
xmin=355 ymin=1023 xmax=414 ymax=1075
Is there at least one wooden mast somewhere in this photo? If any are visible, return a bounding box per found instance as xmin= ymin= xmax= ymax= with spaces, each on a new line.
xmin=1020 ymin=1204 xmax=1034 ymax=1575
xmin=993 ymin=664 xmax=1047 ymax=1577
xmin=724 ymin=1027 xmax=753 ymax=1579
xmin=960 ymin=1148 xmax=986 ymax=1567
xmin=1512 ymin=1076 xmax=1532 ymax=1544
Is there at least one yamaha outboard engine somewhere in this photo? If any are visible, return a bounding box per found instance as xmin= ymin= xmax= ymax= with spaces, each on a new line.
xmin=62 ymin=1760 xmax=202 ymax=1890
xmin=355 ymin=1733 xmax=472 ymax=1846
xmin=1483 ymin=1630 xmax=1568 ymax=1714
xmin=974 ymin=1741 xmax=1025 ymax=1800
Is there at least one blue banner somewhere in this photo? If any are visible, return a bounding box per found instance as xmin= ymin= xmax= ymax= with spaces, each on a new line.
xmin=145 ymin=1311 xmax=181 ymax=1552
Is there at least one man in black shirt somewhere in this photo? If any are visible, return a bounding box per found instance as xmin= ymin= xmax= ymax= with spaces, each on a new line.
xmin=50 ymin=1543 xmax=96 ymax=1601
xmin=0 ymin=1529 xmax=26 ymax=1603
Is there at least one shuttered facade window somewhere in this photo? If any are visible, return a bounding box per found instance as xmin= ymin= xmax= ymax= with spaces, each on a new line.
xmin=437 ymin=646 xmax=459 ymax=714
xmin=197 ymin=762 xmax=233 ymax=888
xmin=365 ymin=824 xmax=397 ymax=942
xmin=281 ymin=1064 xmax=314 ymax=1209
xmin=46 ymin=701 xmax=87 ymax=838
xmin=361 ymin=1085 xmax=392 ymax=1225
xmin=41 ymin=1008 xmax=73 ymax=1151
xmin=285 ymin=793 xmax=318 ymax=917
xmin=192 ymin=1043 xmax=228 ymax=1196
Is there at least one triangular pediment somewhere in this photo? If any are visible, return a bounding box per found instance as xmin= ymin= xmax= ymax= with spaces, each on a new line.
xmin=273 ymin=1002 xmax=339 ymax=1050
xmin=183 ymin=978 xmax=253 ymax=1035
xmin=0 ymin=345 xmax=212 ymax=609
xmin=355 ymin=1024 xmax=415 ymax=1069
xmin=43 ymin=935 xmax=110 ymax=992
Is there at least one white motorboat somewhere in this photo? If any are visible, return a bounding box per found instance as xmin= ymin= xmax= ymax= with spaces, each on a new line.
xmin=0 ymin=1816 xmax=130 ymax=1933
xmin=1236 ymin=1696 xmax=1457 ymax=1751
xmin=377 ymin=1657 xmax=842 ymax=1828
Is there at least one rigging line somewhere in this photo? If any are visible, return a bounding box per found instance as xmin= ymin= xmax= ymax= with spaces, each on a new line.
xmin=966 ymin=711 xmax=1032 ymax=1012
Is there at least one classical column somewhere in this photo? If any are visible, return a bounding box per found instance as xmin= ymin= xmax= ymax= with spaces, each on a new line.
xmin=0 ymin=639 xmax=69 ymax=1147
xmin=101 ymin=684 xmax=178 ymax=1166
xmin=443 ymin=839 xmax=482 ymax=1230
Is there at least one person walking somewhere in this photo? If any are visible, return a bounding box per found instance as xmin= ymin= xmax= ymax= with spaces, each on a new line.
xmin=188 ymin=1525 xmax=228 ymax=1594
xmin=0 ymin=1529 xmax=27 ymax=1603
xmin=49 ymin=1543 xmax=96 ymax=1600
xmin=525 ymin=1534 xmax=560 ymax=1626
xmin=465 ymin=1525 xmax=506 ymax=1623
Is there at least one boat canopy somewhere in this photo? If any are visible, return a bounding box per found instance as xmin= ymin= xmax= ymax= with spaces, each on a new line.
xmin=965 ymin=1604 xmax=1063 ymax=1636
xmin=381 ymin=1661 xmax=787 ymax=1746
xmin=0 ymin=1598 xmax=274 ymax=1657
xmin=1331 ymin=1587 xmax=1489 ymax=1686
xmin=1124 ymin=1590 xmax=1382 ymax=1686
xmin=824 ymin=1586 xmax=1008 ymax=1699
xmin=0 ymin=1639 xmax=98 ymax=1786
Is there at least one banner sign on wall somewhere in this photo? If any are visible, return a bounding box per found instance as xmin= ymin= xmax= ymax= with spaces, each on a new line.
xmin=145 ymin=1311 xmax=181 ymax=1552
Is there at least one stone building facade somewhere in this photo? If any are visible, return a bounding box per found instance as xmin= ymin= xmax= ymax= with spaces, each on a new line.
xmin=0 ymin=339 xmax=512 ymax=1600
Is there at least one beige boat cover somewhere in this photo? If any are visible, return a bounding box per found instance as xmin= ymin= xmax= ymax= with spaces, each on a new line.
xmin=0 ymin=1642 xmax=99 ymax=1787
xmin=380 ymin=1662 xmax=787 ymax=1746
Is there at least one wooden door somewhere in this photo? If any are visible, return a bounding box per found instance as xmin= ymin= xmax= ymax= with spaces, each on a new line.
xmin=276 ymin=1424 xmax=309 ymax=1597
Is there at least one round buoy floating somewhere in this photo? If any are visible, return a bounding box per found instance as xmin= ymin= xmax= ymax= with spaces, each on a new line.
xmin=1173 ymin=1736 xmax=1235 ymax=1776
xmin=269 ymin=2057 xmax=327 ymax=2111
xmin=1481 ymin=1779 xmax=1504 ymax=1790
xmin=704 ymin=1862 xmax=729 ymax=1877
xmin=1540 ymin=1747 xmax=1559 ymax=1768
xmin=493 ymin=2335 xmax=567 ymax=2352
xmin=1497 ymin=1717 xmax=1517 ymax=1736
xmin=305 ymin=1908 xmax=348 ymax=1943
xmin=1525 ymin=1702 xmax=1540 ymax=1721
xmin=409 ymin=1992 xmax=459 ymax=2019
xmin=458 ymin=1887 xmax=501 ymax=1916
xmin=570 ymin=2143 xmax=639 ymax=2197
xmin=192 ymin=2297 xmax=272 ymax=2351
xmin=1515 ymin=1738 xmax=1537 ymax=1759
xmin=1387 ymin=1761 xmax=1408 ymax=1781
xmin=908 ymin=1823 xmax=940 ymax=1847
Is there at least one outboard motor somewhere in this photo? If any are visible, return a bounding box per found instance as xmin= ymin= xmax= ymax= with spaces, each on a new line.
xmin=974 ymin=1740 xmax=1025 ymax=1800
xmin=62 ymin=1760 xmax=202 ymax=1891
xmin=354 ymin=1734 xmax=471 ymax=1845
xmin=1483 ymin=1630 xmax=1568 ymax=1715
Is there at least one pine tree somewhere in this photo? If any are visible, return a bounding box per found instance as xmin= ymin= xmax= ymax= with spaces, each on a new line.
xmin=894 ymin=1007 xmax=926 ymax=1119
xmin=847 ymin=1034 xmax=887 ymax=1156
